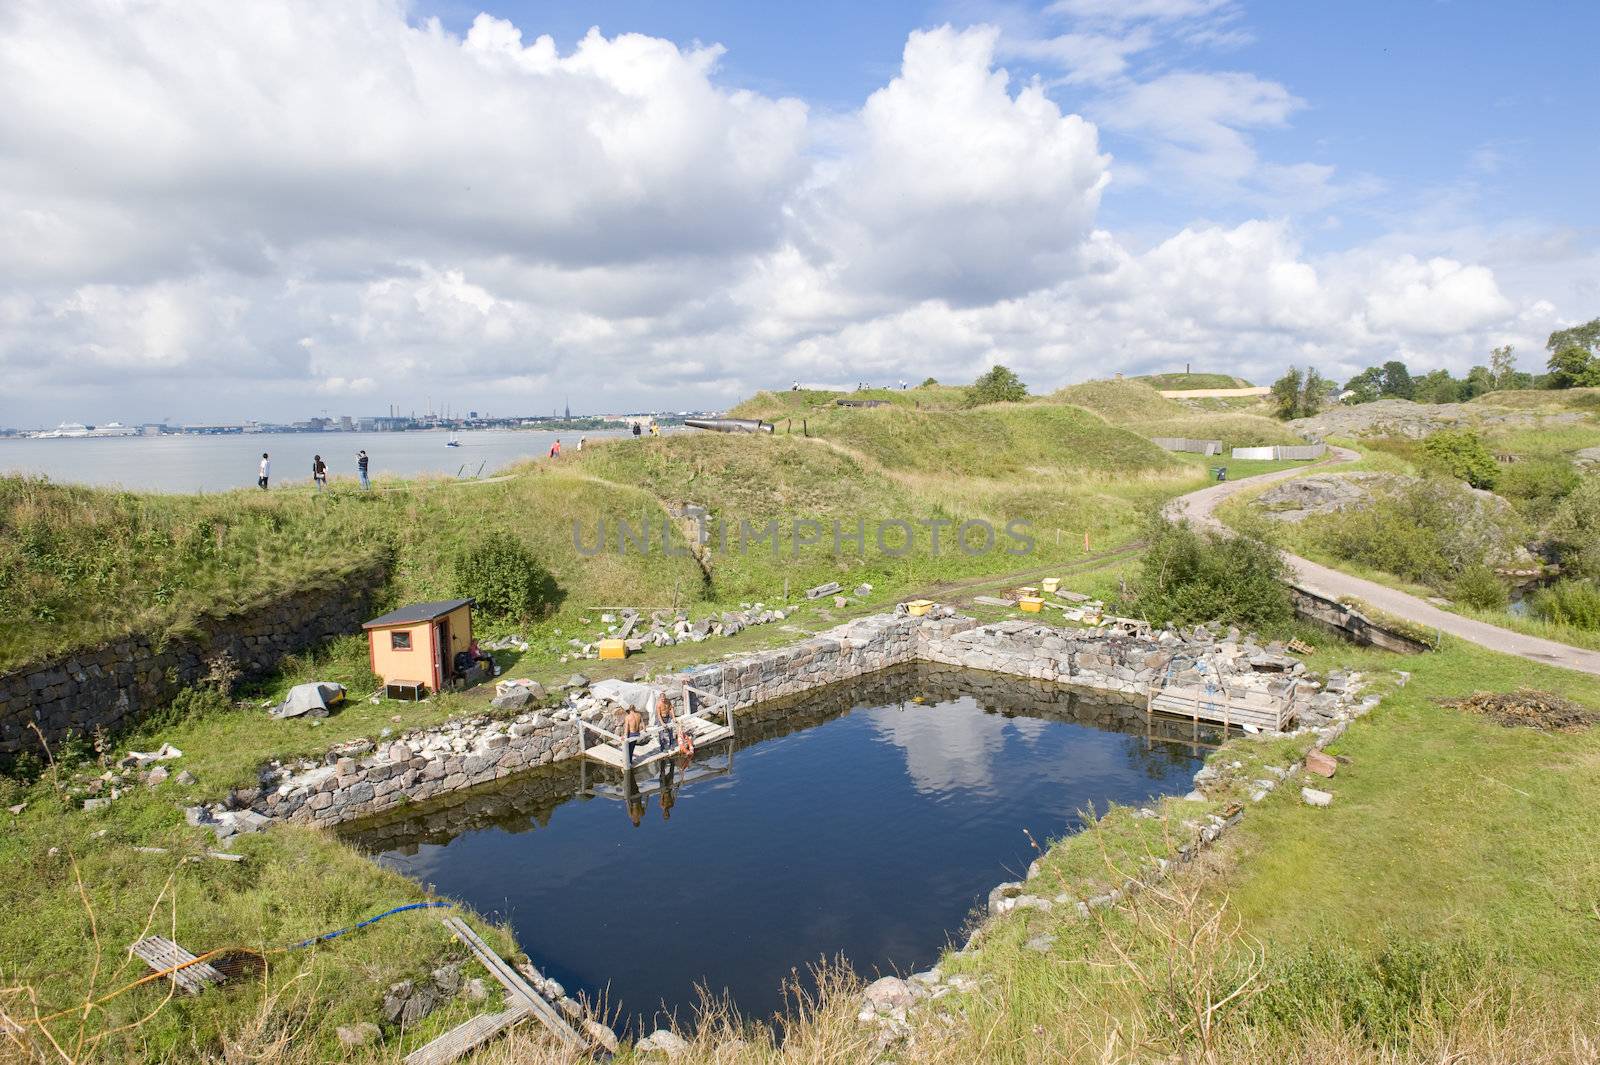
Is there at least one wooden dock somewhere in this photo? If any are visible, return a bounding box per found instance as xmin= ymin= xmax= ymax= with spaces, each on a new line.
xmin=579 ymin=685 xmax=733 ymax=773
xmin=128 ymin=936 xmax=223 ymax=995
xmin=1146 ymin=675 xmax=1296 ymax=732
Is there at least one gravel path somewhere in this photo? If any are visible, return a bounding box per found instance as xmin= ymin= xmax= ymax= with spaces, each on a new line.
xmin=1167 ymin=447 xmax=1600 ymax=677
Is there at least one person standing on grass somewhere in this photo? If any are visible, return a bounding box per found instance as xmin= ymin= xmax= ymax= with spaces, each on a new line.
xmin=257 ymin=452 xmax=270 ymax=489
xmin=577 ymin=435 xmax=586 ymax=453
xmin=312 ymin=454 xmax=327 ymax=491
xmin=357 ymin=449 xmax=370 ymax=490
xmin=549 ymin=438 xmax=561 ymax=460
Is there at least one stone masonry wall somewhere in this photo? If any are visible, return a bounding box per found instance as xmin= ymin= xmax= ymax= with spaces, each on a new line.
xmin=0 ymin=561 xmax=389 ymax=759
xmin=196 ymin=609 xmax=1348 ymax=839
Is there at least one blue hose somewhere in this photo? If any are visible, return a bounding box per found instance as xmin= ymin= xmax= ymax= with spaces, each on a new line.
xmin=288 ymin=900 xmax=454 ymax=950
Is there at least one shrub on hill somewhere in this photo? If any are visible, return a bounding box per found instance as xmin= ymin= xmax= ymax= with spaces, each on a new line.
xmin=1496 ymin=456 xmax=1581 ymax=523
xmin=1120 ymin=517 xmax=1293 ymax=628
xmin=965 ymin=365 xmax=1028 ymax=406
xmin=451 ymin=532 xmax=561 ymax=622
xmin=1420 ymin=429 xmax=1499 ymax=490
xmin=1452 ymin=564 xmax=1509 ymax=610
xmin=1303 ymin=478 xmax=1529 ymax=592
xmin=1547 ymin=477 xmax=1600 ymax=579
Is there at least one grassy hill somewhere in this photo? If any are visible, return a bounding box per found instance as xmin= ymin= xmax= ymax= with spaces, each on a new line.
xmin=1 ymin=391 xmax=1215 ymax=671
xmin=1133 ymin=372 xmax=1252 ymax=390
xmin=1052 ymin=379 xmax=1301 ymax=449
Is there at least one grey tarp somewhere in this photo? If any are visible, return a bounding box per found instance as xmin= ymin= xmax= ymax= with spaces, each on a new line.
xmin=271 ymin=682 xmax=347 ymax=719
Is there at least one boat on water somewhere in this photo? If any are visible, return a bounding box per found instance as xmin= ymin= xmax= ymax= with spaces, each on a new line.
xmin=30 ymin=422 xmax=140 ymax=439
xmin=684 ymin=418 xmax=774 ymax=434
xmin=446 ymin=432 xmax=461 ymax=447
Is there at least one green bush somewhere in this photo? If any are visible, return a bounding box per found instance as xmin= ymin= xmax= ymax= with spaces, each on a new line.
xmin=1451 ymin=564 xmax=1508 ymax=610
xmin=1120 ymin=517 xmax=1293 ymax=628
xmin=1305 ymin=478 xmax=1527 ymax=592
xmin=1420 ymin=429 xmax=1499 ymax=490
xmin=452 ymin=532 xmax=561 ymax=622
xmin=1547 ymin=476 xmax=1600 ymax=579
xmin=964 ymin=365 xmax=1028 ymax=406
xmin=1497 ymin=456 xmax=1581 ymax=522
xmin=1530 ymin=579 xmax=1600 ymax=631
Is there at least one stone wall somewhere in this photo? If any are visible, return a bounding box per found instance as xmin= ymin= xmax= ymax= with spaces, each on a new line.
xmin=200 ymin=609 xmax=1357 ymax=838
xmin=1287 ymin=584 xmax=1433 ymax=654
xmin=0 ymin=560 xmax=389 ymax=760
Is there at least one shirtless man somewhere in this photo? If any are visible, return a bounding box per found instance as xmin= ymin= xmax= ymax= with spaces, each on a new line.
xmin=621 ymin=704 xmax=646 ymax=769
xmin=654 ymin=692 xmax=677 ymax=753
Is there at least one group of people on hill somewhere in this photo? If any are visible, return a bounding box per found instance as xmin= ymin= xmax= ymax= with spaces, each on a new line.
xmin=256 ymin=450 xmax=369 ymax=491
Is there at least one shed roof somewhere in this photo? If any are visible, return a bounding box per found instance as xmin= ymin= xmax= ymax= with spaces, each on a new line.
xmin=363 ymin=599 xmax=474 ymax=629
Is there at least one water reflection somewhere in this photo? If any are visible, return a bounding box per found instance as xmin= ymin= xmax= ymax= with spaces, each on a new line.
xmin=341 ymin=664 xmax=1212 ymax=1032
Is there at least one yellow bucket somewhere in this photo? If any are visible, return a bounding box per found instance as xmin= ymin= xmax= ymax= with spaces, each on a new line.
xmin=905 ymin=599 xmax=934 ymax=617
xmin=1019 ymin=596 xmax=1044 ymax=613
xmin=598 ymin=639 xmax=628 ymax=660
xmin=1041 ymin=577 xmax=1060 ymax=594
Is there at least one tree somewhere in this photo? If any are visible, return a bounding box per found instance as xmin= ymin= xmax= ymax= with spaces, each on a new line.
xmin=1379 ymin=360 xmax=1415 ymax=399
xmin=1420 ymin=429 xmax=1499 ymax=490
xmin=1271 ymin=366 xmax=1331 ymax=419
xmin=1463 ymin=365 xmax=1494 ymax=399
xmin=965 ymin=365 xmax=1028 ymax=406
xmin=1122 ymin=516 xmax=1293 ymax=628
xmin=920 ymin=376 xmax=939 ymax=387
xmin=1546 ymin=318 xmax=1600 ymax=358
xmin=1343 ymin=367 xmax=1382 ymax=404
xmin=453 ymin=532 xmax=561 ymax=621
xmin=1271 ymin=367 xmax=1304 ymax=418
xmin=1413 ymin=369 xmax=1462 ymax=404
xmin=1489 ymin=344 xmax=1518 ymax=390
xmin=1545 ymin=318 xmax=1600 ymax=389
xmin=1547 ymin=345 xmax=1600 ymax=389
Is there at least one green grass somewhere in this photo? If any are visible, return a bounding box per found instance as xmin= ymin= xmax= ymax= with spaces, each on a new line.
xmin=0 ymin=781 xmax=521 ymax=1061
xmin=1133 ymin=372 xmax=1252 ymax=390
xmin=1221 ymin=640 xmax=1600 ymax=984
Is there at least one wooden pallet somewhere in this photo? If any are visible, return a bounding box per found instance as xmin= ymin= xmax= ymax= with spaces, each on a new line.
xmin=440 ymin=916 xmax=587 ymax=1054
xmin=129 ymin=936 xmax=223 ymax=995
xmin=1147 ymin=684 xmax=1293 ymax=731
xmin=404 ymin=1004 xmax=532 ymax=1065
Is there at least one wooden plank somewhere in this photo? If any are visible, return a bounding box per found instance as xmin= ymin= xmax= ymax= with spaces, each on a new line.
xmin=404 ymin=1005 xmax=532 ymax=1065
xmin=129 ymin=936 xmax=223 ymax=995
xmin=440 ymin=916 xmax=586 ymax=1053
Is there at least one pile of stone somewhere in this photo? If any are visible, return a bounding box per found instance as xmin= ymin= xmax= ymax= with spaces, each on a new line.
xmin=559 ymin=603 xmax=800 ymax=661
xmin=68 ymin=743 xmax=194 ymax=810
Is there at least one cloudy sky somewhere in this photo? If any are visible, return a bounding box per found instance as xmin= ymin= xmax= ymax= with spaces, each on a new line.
xmin=2 ymin=0 xmax=1596 ymax=425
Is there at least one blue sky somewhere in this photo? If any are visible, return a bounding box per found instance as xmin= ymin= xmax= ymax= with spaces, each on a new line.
xmin=0 ymin=0 xmax=1595 ymax=423
xmin=428 ymin=0 xmax=1599 ymax=246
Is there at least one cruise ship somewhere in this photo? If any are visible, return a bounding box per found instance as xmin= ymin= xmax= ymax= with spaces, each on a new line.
xmin=32 ymin=421 xmax=140 ymax=439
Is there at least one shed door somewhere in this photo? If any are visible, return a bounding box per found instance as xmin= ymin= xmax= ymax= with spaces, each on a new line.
xmin=432 ymin=622 xmax=444 ymax=692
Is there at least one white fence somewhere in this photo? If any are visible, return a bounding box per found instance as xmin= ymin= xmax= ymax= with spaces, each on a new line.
xmin=1151 ymin=436 xmax=1223 ymax=456
xmin=1231 ymin=443 xmax=1326 ymax=461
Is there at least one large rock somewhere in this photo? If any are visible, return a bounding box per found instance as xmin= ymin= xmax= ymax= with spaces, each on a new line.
xmin=862 ymin=976 xmax=914 ymax=1012
xmin=1253 ymin=473 xmax=1394 ymax=522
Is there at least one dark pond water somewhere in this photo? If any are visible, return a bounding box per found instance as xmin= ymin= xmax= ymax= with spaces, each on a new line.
xmin=342 ymin=664 xmax=1209 ymax=1032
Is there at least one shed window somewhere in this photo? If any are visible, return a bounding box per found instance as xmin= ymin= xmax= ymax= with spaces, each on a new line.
xmin=390 ymin=631 xmax=412 ymax=651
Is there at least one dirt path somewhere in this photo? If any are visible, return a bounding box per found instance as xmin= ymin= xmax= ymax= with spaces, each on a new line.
xmin=1168 ymin=446 xmax=1600 ymax=676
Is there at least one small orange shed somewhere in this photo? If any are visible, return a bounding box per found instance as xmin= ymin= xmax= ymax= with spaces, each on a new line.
xmin=364 ymin=599 xmax=475 ymax=697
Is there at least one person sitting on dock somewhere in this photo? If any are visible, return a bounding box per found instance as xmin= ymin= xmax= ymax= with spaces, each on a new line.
xmin=621 ymin=704 xmax=646 ymax=769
